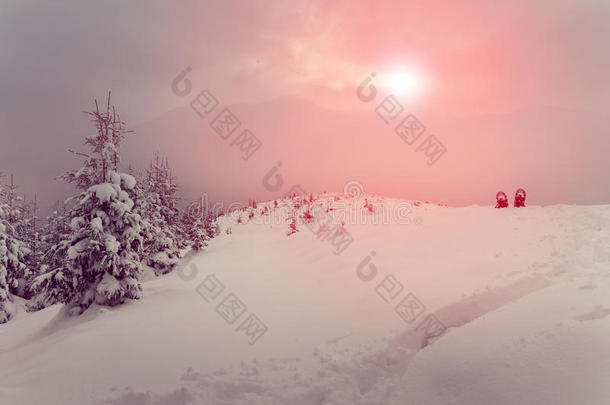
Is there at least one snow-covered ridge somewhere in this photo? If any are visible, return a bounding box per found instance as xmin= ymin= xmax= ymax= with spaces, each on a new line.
xmin=216 ymin=193 xmax=426 ymax=228
xmin=1 ymin=198 xmax=609 ymax=405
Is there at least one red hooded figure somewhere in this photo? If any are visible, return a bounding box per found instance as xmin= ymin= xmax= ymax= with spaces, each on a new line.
xmin=495 ymin=191 xmax=508 ymax=208
xmin=514 ymin=188 xmax=526 ymax=207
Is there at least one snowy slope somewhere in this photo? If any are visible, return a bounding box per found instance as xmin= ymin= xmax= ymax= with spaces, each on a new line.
xmin=1 ymin=196 xmax=609 ymax=405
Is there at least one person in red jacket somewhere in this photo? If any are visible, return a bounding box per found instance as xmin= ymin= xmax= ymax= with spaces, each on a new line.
xmin=514 ymin=188 xmax=526 ymax=207
xmin=495 ymin=191 xmax=509 ymax=208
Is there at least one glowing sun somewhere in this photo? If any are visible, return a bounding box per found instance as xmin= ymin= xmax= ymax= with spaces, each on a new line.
xmin=385 ymin=68 xmax=424 ymax=97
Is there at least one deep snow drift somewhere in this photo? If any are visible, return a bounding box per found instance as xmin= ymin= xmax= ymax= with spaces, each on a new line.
xmin=1 ymin=196 xmax=609 ymax=405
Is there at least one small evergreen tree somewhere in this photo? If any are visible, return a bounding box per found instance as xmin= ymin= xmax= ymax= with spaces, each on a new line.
xmin=19 ymin=193 xmax=42 ymax=295
xmin=41 ymin=201 xmax=70 ymax=249
xmin=41 ymin=94 xmax=145 ymax=314
xmin=0 ymin=222 xmax=21 ymax=323
xmin=181 ymin=210 xmax=216 ymax=251
xmin=286 ymin=215 xmax=298 ymax=236
xmin=28 ymin=201 xmax=71 ymax=310
xmin=0 ymin=176 xmax=30 ymax=323
xmin=137 ymin=155 xmax=183 ymax=273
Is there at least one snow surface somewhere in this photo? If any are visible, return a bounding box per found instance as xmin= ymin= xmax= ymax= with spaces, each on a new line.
xmin=119 ymin=173 xmax=137 ymax=190
xmin=1 ymin=198 xmax=609 ymax=405
xmin=89 ymin=184 xmax=118 ymax=203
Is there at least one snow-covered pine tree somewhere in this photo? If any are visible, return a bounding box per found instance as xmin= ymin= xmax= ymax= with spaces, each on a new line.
xmin=2 ymin=176 xmax=39 ymax=255
xmin=181 ymin=209 xmax=217 ymax=251
xmin=138 ymin=154 xmax=184 ymax=273
xmin=0 ymin=234 xmax=11 ymax=323
xmin=3 ymin=175 xmax=22 ymax=226
xmin=20 ymin=193 xmax=42 ymax=294
xmin=41 ymin=201 xmax=70 ymax=249
xmin=0 ymin=175 xmax=31 ymax=296
xmin=41 ymin=94 xmax=145 ymax=314
xmin=28 ymin=201 xmax=71 ymax=310
xmin=130 ymin=166 xmax=174 ymax=272
xmin=128 ymin=167 xmax=156 ymax=254
xmin=0 ymin=176 xmax=30 ymax=323
xmin=0 ymin=219 xmax=18 ymax=323
xmin=181 ymin=211 xmax=207 ymax=251
xmin=152 ymin=156 xmax=184 ymax=245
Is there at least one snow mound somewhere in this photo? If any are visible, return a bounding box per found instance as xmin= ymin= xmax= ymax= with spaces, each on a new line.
xmin=1 ymin=197 xmax=609 ymax=405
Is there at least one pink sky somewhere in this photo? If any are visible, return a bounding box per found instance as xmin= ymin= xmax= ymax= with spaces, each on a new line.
xmin=1 ymin=0 xmax=609 ymax=210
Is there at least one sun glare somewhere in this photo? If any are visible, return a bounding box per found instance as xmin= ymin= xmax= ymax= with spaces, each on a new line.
xmin=385 ymin=68 xmax=424 ymax=97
